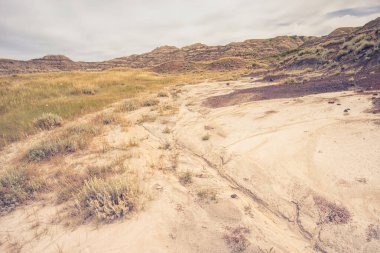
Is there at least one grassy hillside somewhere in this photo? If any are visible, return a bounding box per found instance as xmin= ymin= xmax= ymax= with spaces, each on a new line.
xmin=0 ymin=68 xmax=242 ymax=148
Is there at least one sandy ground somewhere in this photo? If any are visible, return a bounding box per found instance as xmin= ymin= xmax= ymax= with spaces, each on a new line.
xmin=0 ymin=79 xmax=379 ymax=253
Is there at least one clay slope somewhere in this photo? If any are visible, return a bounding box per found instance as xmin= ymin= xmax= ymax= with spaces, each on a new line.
xmin=0 ymin=36 xmax=309 ymax=74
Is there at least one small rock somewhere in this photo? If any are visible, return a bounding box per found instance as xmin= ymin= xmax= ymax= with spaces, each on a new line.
xmin=344 ymin=108 xmax=350 ymax=113
xmin=328 ymin=101 xmax=335 ymax=104
xmin=231 ymin=194 xmax=238 ymax=199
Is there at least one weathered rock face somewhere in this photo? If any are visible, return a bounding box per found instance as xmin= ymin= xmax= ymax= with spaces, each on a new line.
xmin=0 ymin=36 xmax=309 ymax=74
xmin=1 ymin=17 xmax=379 ymax=75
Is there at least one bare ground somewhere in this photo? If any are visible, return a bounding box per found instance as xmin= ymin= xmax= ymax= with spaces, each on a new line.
xmin=0 ymin=79 xmax=379 ymax=253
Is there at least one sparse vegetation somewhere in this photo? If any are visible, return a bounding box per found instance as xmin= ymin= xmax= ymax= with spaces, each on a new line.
xmin=137 ymin=113 xmax=157 ymax=124
xmin=197 ymin=189 xmax=217 ymax=203
xmin=141 ymin=98 xmax=159 ymax=107
xmin=117 ymin=99 xmax=141 ymax=112
xmin=1 ymin=69 xmax=227 ymax=149
xmin=202 ymin=134 xmax=210 ymax=141
xmin=0 ymin=167 xmax=45 ymax=214
xmin=179 ymin=171 xmax=192 ymax=185
xmin=26 ymin=123 xmax=99 ymax=161
xmin=223 ymin=226 xmax=251 ymax=253
xmin=95 ymin=112 xmax=119 ymax=125
xmin=34 ymin=113 xmax=63 ymax=130
xmin=313 ymin=195 xmax=350 ymax=224
xmin=157 ymin=91 xmax=168 ymax=97
xmin=73 ymin=176 xmax=142 ymax=222
xmin=162 ymin=126 xmax=171 ymax=134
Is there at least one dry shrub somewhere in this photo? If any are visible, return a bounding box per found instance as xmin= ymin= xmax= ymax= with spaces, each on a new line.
xmin=73 ymin=176 xmax=142 ymax=222
xmin=0 ymin=167 xmax=45 ymax=214
xmin=137 ymin=114 xmax=157 ymax=124
xmin=202 ymin=134 xmax=210 ymax=141
xmin=141 ymin=98 xmax=159 ymax=107
xmin=313 ymin=196 xmax=350 ymax=224
xmin=34 ymin=113 xmax=63 ymax=130
xmin=366 ymin=224 xmax=380 ymax=242
xmin=95 ymin=112 xmax=119 ymax=125
xmin=56 ymin=158 xmax=127 ymax=204
xmin=157 ymin=91 xmax=168 ymax=97
xmin=117 ymin=99 xmax=141 ymax=112
xmin=162 ymin=126 xmax=171 ymax=134
xmin=158 ymin=103 xmax=177 ymax=116
xmin=223 ymin=226 xmax=251 ymax=253
xmin=26 ymin=123 xmax=99 ymax=162
xmin=179 ymin=171 xmax=192 ymax=185
xmin=197 ymin=189 xmax=217 ymax=203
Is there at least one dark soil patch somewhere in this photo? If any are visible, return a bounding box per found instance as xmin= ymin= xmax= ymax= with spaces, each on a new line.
xmin=204 ymin=70 xmax=380 ymax=108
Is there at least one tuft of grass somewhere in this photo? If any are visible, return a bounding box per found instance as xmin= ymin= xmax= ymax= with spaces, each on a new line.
xmin=34 ymin=113 xmax=63 ymax=130
xmin=95 ymin=112 xmax=119 ymax=125
xmin=137 ymin=114 xmax=157 ymax=124
xmin=313 ymin=195 xmax=350 ymax=224
xmin=73 ymin=176 xmax=142 ymax=222
xmin=223 ymin=226 xmax=251 ymax=253
xmin=179 ymin=171 xmax=193 ymax=185
xmin=141 ymin=98 xmax=159 ymax=107
xmin=202 ymin=134 xmax=210 ymax=141
xmin=0 ymin=167 xmax=45 ymax=214
xmin=162 ymin=126 xmax=171 ymax=134
xmin=117 ymin=99 xmax=141 ymax=112
xmin=26 ymin=123 xmax=99 ymax=162
xmin=157 ymin=91 xmax=168 ymax=97
xmin=197 ymin=189 xmax=217 ymax=203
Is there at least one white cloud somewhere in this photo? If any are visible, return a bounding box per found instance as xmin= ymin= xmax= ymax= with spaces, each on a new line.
xmin=0 ymin=0 xmax=379 ymax=61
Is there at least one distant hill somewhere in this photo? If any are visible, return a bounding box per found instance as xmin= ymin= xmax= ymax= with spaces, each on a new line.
xmin=0 ymin=17 xmax=379 ymax=75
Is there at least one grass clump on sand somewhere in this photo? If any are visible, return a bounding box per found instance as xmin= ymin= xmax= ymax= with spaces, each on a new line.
xmin=26 ymin=123 xmax=99 ymax=162
xmin=179 ymin=171 xmax=193 ymax=185
xmin=95 ymin=112 xmax=119 ymax=125
xmin=73 ymin=176 xmax=142 ymax=222
xmin=117 ymin=99 xmax=141 ymax=112
xmin=141 ymin=98 xmax=159 ymax=107
xmin=0 ymin=167 xmax=45 ymax=214
xmin=202 ymin=134 xmax=210 ymax=141
xmin=34 ymin=113 xmax=63 ymax=130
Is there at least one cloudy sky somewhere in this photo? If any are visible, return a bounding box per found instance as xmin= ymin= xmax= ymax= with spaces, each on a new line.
xmin=0 ymin=0 xmax=379 ymax=61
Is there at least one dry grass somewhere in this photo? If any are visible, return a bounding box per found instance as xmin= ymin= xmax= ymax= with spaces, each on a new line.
xmin=34 ymin=113 xmax=63 ymax=130
xmin=73 ymin=175 xmax=142 ymax=222
xmin=141 ymin=98 xmax=159 ymax=107
xmin=223 ymin=226 xmax=251 ymax=253
xmin=162 ymin=126 xmax=171 ymax=134
xmin=0 ymin=167 xmax=45 ymax=214
xmin=179 ymin=171 xmax=193 ymax=185
xmin=117 ymin=99 xmax=141 ymax=112
xmin=137 ymin=113 xmax=157 ymax=124
xmin=313 ymin=195 xmax=350 ymax=224
xmin=26 ymin=123 xmax=99 ymax=162
xmin=94 ymin=112 xmax=120 ymax=125
xmin=202 ymin=134 xmax=210 ymax=141
xmin=157 ymin=91 xmax=168 ymax=97
xmin=197 ymin=189 xmax=217 ymax=203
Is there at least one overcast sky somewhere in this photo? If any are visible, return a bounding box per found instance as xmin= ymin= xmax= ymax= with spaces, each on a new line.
xmin=0 ymin=0 xmax=379 ymax=61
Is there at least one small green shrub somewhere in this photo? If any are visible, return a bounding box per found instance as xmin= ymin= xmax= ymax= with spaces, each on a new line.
xmin=0 ymin=167 xmax=44 ymax=214
xmin=74 ymin=176 xmax=141 ymax=222
xmin=34 ymin=113 xmax=63 ymax=130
